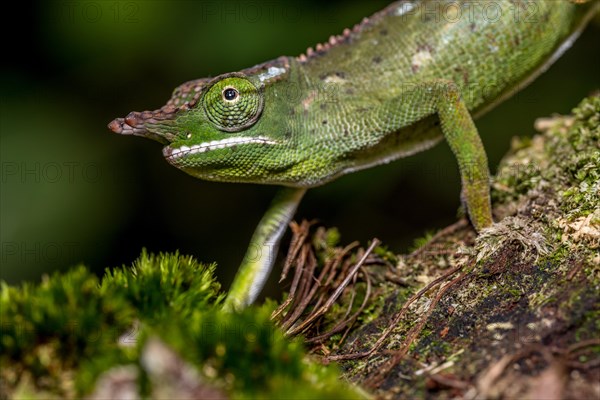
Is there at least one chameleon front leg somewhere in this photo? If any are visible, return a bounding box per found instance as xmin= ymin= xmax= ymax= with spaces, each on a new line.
xmin=385 ymin=80 xmax=493 ymax=231
xmin=224 ymin=187 xmax=307 ymax=311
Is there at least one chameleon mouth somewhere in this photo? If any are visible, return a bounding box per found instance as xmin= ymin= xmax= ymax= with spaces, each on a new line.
xmin=163 ymin=136 xmax=278 ymax=161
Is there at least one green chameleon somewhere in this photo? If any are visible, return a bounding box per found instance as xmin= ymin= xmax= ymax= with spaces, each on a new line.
xmin=109 ymin=0 xmax=598 ymax=310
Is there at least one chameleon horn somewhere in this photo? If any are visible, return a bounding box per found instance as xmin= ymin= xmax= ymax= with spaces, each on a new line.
xmin=108 ymin=108 xmax=177 ymax=144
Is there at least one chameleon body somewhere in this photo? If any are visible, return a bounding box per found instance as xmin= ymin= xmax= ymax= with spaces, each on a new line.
xmin=109 ymin=1 xmax=598 ymax=310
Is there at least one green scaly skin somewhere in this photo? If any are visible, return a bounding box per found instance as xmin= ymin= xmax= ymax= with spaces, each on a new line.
xmin=109 ymin=0 xmax=599 ymax=310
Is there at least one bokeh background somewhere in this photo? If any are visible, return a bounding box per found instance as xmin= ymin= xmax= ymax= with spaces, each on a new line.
xmin=2 ymin=1 xmax=599 ymax=299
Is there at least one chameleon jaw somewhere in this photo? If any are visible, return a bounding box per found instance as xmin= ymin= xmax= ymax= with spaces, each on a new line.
xmin=163 ymin=136 xmax=279 ymax=161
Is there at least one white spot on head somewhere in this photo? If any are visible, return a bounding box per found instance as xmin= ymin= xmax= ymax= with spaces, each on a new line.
xmin=394 ymin=2 xmax=416 ymax=16
xmin=411 ymin=49 xmax=433 ymax=71
xmin=323 ymin=74 xmax=346 ymax=84
xmin=258 ymin=66 xmax=286 ymax=82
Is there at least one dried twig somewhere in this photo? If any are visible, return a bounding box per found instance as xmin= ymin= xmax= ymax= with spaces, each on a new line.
xmin=286 ymin=239 xmax=380 ymax=336
xmin=307 ymin=266 xmax=373 ymax=344
xmin=279 ymin=220 xmax=315 ymax=282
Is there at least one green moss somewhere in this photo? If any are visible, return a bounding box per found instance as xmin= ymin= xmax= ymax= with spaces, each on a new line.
xmin=149 ymin=302 xmax=362 ymax=399
xmin=101 ymin=249 xmax=224 ymax=321
xmin=550 ymin=96 xmax=600 ymax=220
xmin=408 ymin=230 xmax=435 ymax=253
xmin=493 ymin=96 xmax=600 ymax=225
xmin=374 ymin=245 xmax=399 ymax=266
xmin=1 ymin=267 xmax=136 ymax=397
xmin=1 ymin=252 xmax=364 ymax=399
xmin=357 ymin=285 xmax=387 ymax=326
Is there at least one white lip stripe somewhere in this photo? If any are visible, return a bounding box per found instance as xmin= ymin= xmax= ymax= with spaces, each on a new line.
xmin=164 ymin=136 xmax=277 ymax=158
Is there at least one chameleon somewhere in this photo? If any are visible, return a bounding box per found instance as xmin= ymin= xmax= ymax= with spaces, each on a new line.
xmin=108 ymin=0 xmax=599 ymax=310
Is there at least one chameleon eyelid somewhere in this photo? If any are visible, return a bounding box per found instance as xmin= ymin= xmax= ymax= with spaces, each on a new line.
xmin=202 ymin=74 xmax=264 ymax=132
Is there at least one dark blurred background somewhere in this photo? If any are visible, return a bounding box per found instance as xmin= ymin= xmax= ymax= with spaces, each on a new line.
xmin=1 ymin=1 xmax=599 ymax=298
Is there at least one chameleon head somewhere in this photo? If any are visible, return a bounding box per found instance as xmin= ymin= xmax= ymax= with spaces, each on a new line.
xmin=108 ymin=57 xmax=302 ymax=184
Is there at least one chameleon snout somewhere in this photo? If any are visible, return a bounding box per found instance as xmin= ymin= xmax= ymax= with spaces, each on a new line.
xmin=108 ymin=108 xmax=178 ymax=144
xmin=107 ymin=112 xmax=152 ymax=136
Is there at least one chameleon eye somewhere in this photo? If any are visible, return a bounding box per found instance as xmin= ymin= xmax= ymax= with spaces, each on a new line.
xmin=203 ymin=75 xmax=263 ymax=132
xmin=223 ymin=87 xmax=238 ymax=102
